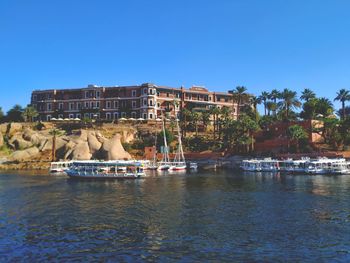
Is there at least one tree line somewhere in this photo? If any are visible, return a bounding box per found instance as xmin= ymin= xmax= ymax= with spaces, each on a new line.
xmin=0 ymin=104 xmax=38 ymax=123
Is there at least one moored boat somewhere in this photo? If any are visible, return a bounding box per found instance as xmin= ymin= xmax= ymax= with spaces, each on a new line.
xmin=66 ymin=160 xmax=146 ymax=179
xmin=50 ymin=161 xmax=73 ymax=175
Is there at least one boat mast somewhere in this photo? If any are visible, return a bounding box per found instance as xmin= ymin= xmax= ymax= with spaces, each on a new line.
xmin=161 ymin=112 xmax=169 ymax=163
xmin=176 ymin=117 xmax=185 ymax=162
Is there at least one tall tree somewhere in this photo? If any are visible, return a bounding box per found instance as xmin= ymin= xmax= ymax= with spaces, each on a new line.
xmin=191 ymin=111 xmax=201 ymax=136
xmin=22 ymin=106 xmax=38 ymax=122
xmin=259 ymin=91 xmax=269 ymax=116
xmin=287 ymin=125 xmax=308 ymax=153
xmin=6 ymin=104 xmax=24 ymax=122
xmin=269 ymin=89 xmax=280 ymax=116
xmin=234 ymin=86 xmax=247 ymax=117
xmin=250 ymin=96 xmax=261 ymax=121
xmin=278 ymin=89 xmax=301 ymax=120
xmin=334 ymin=89 xmax=350 ymax=119
xmin=300 ymin=88 xmax=316 ymax=102
xmin=0 ymin=107 xmax=4 ymax=123
xmin=210 ymin=106 xmax=221 ymax=139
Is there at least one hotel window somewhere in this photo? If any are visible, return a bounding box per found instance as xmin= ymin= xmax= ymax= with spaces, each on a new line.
xmin=114 ymin=101 xmax=119 ymax=108
xmin=59 ymin=103 xmax=63 ymax=110
xmin=188 ymin=94 xmax=192 ymax=100
xmin=85 ymin=102 xmax=89 ymax=108
xmin=77 ymin=103 xmax=81 ymax=110
xmin=90 ymin=102 xmax=94 ymax=108
xmin=143 ymin=113 xmax=147 ymax=119
xmin=144 ymin=88 xmax=147 ymax=95
xmin=176 ymin=93 xmax=180 ymax=98
xmin=143 ymin=99 xmax=147 ymax=106
xmin=96 ymin=101 xmax=100 ymax=108
xmin=85 ymin=91 xmax=89 ymax=98
xmin=149 ymin=113 xmax=153 ymax=119
xmin=84 ymin=113 xmax=89 ymax=118
xmin=106 ymin=113 xmax=111 ymax=120
xmin=149 ymin=100 xmax=153 ymax=106
xmin=106 ymin=101 xmax=111 ymax=109
xmin=76 ymin=113 xmax=81 ymax=119
xmin=131 ymin=112 xmax=136 ymax=118
xmin=47 ymin=103 xmax=52 ymax=111
xmin=157 ymin=91 xmax=160 ymax=96
xmin=47 ymin=94 xmax=52 ymax=100
xmin=209 ymin=96 xmax=212 ymax=101
xmin=96 ymin=91 xmax=100 ymax=98
xmin=121 ymin=112 xmax=126 ymax=118
xmin=166 ymin=93 xmax=169 ymax=97
xmin=114 ymin=112 xmax=119 ymax=119
xmin=69 ymin=114 xmax=74 ymax=119
xmin=132 ymin=90 xmax=136 ymax=97
xmin=157 ymin=103 xmax=160 ymax=108
xmin=69 ymin=103 xmax=74 ymax=110
xmin=90 ymin=113 xmax=94 ymax=119
xmin=132 ymin=101 xmax=137 ymax=108
xmin=58 ymin=114 xmax=63 ymax=119
xmin=47 ymin=115 xmax=52 ymax=121
xmin=33 ymin=95 xmax=37 ymax=101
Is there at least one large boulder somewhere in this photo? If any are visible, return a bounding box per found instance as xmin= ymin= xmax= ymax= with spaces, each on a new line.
xmin=100 ymin=134 xmax=132 ymax=160
xmin=7 ymin=123 xmax=23 ymax=136
xmin=0 ymin=124 xmax=7 ymax=134
xmin=87 ymin=131 xmax=102 ymax=156
xmin=0 ymin=132 xmax=3 ymax=148
xmin=72 ymin=141 xmax=92 ymax=160
xmin=11 ymin=147 xmax=40 ymax=161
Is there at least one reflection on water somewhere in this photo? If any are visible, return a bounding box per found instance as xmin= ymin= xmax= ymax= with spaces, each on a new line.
xmin=1 ymin=171 xmax=350 ymax=261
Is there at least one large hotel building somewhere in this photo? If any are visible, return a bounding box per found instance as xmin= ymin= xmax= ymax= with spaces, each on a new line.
xmin=31 ymin=83 xmax=249 ymax=121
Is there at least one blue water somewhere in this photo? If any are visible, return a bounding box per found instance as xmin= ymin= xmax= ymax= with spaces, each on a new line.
xmin=1 ymin=170 xmax=350 ymax=262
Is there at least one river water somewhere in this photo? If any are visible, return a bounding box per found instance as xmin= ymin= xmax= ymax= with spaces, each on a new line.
xmin=1 ymin=170 xmax=350 ymax=262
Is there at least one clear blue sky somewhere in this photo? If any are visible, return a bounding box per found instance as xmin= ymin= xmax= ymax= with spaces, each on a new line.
xmin=1 ymin=0 xmax=350 ymax=112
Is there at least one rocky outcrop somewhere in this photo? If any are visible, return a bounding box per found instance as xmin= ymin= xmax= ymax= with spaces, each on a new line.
xmin=7 ymin=123 xmax=23 ymax=136
xmin=87 ymin=131 xmax=102 ymax=156
xmin=10 ymin=147 xmax=40 ymax=161
xmin=72 ymin=141 xmax=92 ymax=160
xmin=0 ymin=132 xmax=3 ymax=148
xmin=3 ymin=125 xmax=133 ymax=162
xmin=100 ymin=134 xmax=132 ymax=160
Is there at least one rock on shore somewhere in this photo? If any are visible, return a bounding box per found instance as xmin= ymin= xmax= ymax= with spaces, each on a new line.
xmin=0 ymin=123 xmax=133 ymax=167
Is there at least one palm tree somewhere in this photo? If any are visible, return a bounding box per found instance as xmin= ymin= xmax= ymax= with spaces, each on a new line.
xmin=49 ymin=128 xmax=64 ymax=162
xmin=250 ymin=96 xmax=261 ymax=121
xmin=300 ymin=88 xmax=316 ymax=102
xmin=259 ymin=91 xmax=269 ymax=116
xmin=287 ymin=125 xmax=308 ymax=153
xmin=201 ymin=111 xmax=211 ymax=131
xmin=334 ymin=89 xmax=350 ymax=119
xmin=269 ymin=89 xmax=280 ymax=116
xmin=278 ymin=89 xmax=301 ymax=120
xmin=191 ymin=112 xmax=201 ymax=136
xmin=181 ymin=108 xmax=191 ymax=137
xmin=266 ymin=101 xmax=277 ymax=116
xmin=22 ymin=106 xmax=38 ymax=122
xmin=210 ymin=106 xmax=221 ymax=139
xmin=234 ymin=86 xmax=247 ymax=117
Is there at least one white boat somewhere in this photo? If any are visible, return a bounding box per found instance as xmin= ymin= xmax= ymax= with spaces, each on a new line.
xmin=50 ymin=161 xmax=73 ymax=174
xmin=280 ymin=157 xmax=310 ymax=173
xmin=240 ymin=159 xmax=262 ymax=171
xmin=189 ymin=162 xmax=198 ymax=170
xmin=66 ymin=160 xmax=146 ymax=179
xmin=330 ymin=162 xmax=349 ymax=174
xmin=260 ymin=158 xmax=280 ymax=172
xmin=305 ymin=158 xmax=346 ymax=174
